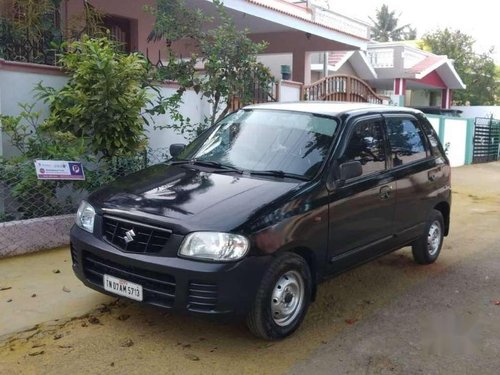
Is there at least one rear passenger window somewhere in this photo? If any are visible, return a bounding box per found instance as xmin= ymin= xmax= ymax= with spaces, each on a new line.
xmin=420 ymin=118 xmax=444 ymax=157
xmin=385 ymin=118 xmax=428 ymax=166
xmin=342 ymin=119 xmax=386 ymax=177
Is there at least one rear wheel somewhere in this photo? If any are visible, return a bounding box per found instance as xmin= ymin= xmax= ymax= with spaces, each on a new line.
xmin=246 ymin=253 xmax=312 ymax=340
xmin=412 ymin=209 xmax=444 ymax=264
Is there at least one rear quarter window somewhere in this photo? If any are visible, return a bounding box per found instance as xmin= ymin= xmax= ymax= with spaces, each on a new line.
xmin=385 ymin=117 xmax=429 ymax=166
xmin=419 ymin=117 xmax=445 ymax=158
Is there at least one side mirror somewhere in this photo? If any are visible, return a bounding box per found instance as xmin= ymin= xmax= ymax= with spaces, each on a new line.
xmin=339 ymin=160 xmax=362 ymax=181
xmin=169 ymin=143 xmax=186 ymax=158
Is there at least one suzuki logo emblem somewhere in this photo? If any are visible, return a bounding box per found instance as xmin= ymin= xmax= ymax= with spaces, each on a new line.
xmin=123 ymin=229 xmax=136 ymax=244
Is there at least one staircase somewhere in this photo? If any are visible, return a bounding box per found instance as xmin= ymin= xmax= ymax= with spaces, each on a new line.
xmin=302 ymin=75 xmax=386 ymax=104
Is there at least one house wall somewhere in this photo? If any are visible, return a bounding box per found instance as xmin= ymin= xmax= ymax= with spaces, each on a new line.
xmin=311 ymin=71 xmax=321 ymax=82
xmin=250 ymin=31 xmax=356 ymax=84
xmin=257 ymin=53 xmax=293 ymax=80
xmin=335 ymin=61 xmax=356 ymax=76
xmin=407 ymin=90 xmax=429 ymax=107
xmin=369 ymin=45 xmax=405 ymax=79
xmin=64 ymin=0 xmax=165 ymax=61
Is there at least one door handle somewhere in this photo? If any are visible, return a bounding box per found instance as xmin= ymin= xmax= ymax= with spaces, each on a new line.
xmin=428 ymin=168 xmax=440 ymax=181
xmin=379 ymin=185 xmax=393 ymax=200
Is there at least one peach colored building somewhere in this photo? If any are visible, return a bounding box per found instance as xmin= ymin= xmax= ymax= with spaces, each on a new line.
xmin=62 ymin=0 xmax=371 ymax=84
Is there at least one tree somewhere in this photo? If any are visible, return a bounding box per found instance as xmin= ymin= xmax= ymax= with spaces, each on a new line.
xmin=421 ymin=28 xmax=498 ymax=105
xmin=369 ymin=4 xmax=416 ymax=42
xmin=147 ymin=0 xmax=274 ymax=136
xmin=199 ymin=1 xmax=271 ymax=125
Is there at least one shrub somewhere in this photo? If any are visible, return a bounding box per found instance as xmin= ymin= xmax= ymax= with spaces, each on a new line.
xmin=37 ymin=36 xmax=150 ymax=159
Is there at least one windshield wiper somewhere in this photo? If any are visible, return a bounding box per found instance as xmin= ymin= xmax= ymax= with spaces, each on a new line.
xmin=168 ymin=159 xmax=191 ymax=165
xmin=249 ymin=170 xmax=309 ymax=181
xmin=169 ymin=159 xmax=243 ymax=173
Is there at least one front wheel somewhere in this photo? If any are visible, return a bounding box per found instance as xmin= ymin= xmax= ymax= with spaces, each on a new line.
xmin=412 ymin=209 xmax=444 ymax=264
xmin=246 ymin=253 xmax=312 ymax=340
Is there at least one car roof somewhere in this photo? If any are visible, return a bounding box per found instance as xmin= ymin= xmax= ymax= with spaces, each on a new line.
xmin=244 ymin=101 xmax=423 ymax=117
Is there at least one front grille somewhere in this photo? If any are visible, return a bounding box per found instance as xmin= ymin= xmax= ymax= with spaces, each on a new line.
xmin=70 ymin=244 xmax=79 ymax=267
xmin=187 ymin=281 xmax=218 ymax=312
xmin=83 ymin=252 xmax=176 ymax=308
xmin=103 ymin=216 xmax=172 ymax=254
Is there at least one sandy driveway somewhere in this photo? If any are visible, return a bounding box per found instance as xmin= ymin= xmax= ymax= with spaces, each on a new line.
xmin=1 ymin=162 xmax=499 ymax=374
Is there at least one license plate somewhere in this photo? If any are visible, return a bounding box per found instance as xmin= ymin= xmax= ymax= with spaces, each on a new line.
xmin=103 ymin=274 xmax=143 ymax=301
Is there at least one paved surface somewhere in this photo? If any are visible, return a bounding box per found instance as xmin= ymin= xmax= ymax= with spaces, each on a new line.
xmin=0 ymin=162 xmax=499 ymax=374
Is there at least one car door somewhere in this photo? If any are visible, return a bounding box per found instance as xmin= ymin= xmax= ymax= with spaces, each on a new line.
xmin=382 ymin=114 xmax=438 ymax=244
xmin=328 ymin=115 xmax=396 ymax=270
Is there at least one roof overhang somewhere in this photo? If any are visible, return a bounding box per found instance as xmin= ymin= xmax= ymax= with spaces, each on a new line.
xmin=407 ymin=59 xmax=466 ymax=90
xmin=311 ymin=51 xmax=377 ymax=79
xmin=350 ymin=51 xmax=378 ymax=80
xmin=428 ymin=61 xmax=466 ymax=89
xmin=187 ymin=0 xmax=369 ymax=50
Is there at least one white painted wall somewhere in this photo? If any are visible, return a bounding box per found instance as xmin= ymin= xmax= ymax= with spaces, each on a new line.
xmin=0 ymin=68 xmax=68 ymax=158
xmin=452 ymin=105 xmax=500 ymax=119
xmin=443 ymin=118 xmax=467 ymax=167
xmin=145 ymin=85 xmax=211 ymax=150
xmin=278 ymin=82 xmax=302 ymax=102
xmin=0 ymin=66 xmax=212 ymax=159
xmin=426 ymin=116 xmax=440 ymax=135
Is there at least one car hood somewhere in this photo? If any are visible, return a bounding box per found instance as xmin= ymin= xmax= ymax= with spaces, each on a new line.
xmin=88 ymin=164 xmax=301 ymax=233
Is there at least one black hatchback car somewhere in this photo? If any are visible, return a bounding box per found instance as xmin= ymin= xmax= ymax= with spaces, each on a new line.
xmin=71 ymin=102 xmax=451 ymax=340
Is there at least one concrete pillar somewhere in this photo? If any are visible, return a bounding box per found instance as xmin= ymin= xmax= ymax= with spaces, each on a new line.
xmin=441 ymin=88 xmax=451 ymax=109
xmin=392 ymin=78 xmax=406 ymax=107
xmin=393 ymin=78 xmax=406 ymax=95
xmin=292 ymin=51 xmax=312 ymax=84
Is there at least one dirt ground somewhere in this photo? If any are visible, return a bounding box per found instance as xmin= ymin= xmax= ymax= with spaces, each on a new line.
xmin=1 ymin=162 xmax=499 ymax=375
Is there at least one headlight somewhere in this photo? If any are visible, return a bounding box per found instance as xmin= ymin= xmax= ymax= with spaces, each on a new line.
xmin=179 ymin=232 xmax=249 ymax=262
xmin=75 ymin=200 xmax=95 ymax=233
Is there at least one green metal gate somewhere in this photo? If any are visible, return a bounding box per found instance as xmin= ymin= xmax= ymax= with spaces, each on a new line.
xmin=472 ymin=117 xmax=500 ymax=163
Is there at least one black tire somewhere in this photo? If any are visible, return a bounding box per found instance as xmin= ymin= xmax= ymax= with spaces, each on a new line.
xmin=412 ymin=209 xmax=444 ymax=265
xmin=246 ymin=253 xmax=312 ymax=340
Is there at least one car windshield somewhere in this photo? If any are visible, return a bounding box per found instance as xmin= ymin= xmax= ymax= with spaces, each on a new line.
xmin=180 ymin=109 xmax=338 ymax=179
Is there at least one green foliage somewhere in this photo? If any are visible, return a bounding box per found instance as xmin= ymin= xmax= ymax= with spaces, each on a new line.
xmin=369 ymin=4 xmax=416 ymax=42
xmin=147 ymin=0 xmax=274 ymax=135
xmin=0 ymin=103 xmax=87 ymax=219
xmin=145 ymin=0 xmax=211 ymax=44
xmin=64 ymin=1 xmax=106 ymax=42
xmin=0 ymin=0 xmax=63 ymax=64
xmin=421 ymin=28 xmax=498 ymax=105
xmin=37 ymin=37 xmax=150 ymax=158
xmin=200 ymin=0 xmax=273 ymax=125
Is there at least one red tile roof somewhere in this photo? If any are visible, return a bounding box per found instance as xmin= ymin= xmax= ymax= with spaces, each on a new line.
xmin=406 ymin=55 xmax=447 ymax=75
xmin=328 ymin=51 xmax=350 ymax=66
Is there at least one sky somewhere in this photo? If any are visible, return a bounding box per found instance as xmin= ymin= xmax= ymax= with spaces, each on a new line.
xmin=329 ymin=0 xmax=500 ymax=63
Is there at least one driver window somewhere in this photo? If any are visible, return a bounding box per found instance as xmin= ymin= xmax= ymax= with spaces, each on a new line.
xmin=342 ymin=119 xmax=386 ymax=176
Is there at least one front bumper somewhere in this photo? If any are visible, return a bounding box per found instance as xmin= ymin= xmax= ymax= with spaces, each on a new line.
xmin=70 ymin=225 xmax=271 ymax=317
